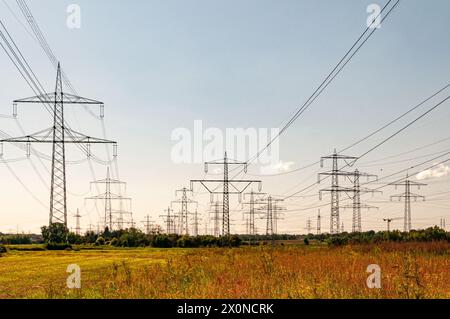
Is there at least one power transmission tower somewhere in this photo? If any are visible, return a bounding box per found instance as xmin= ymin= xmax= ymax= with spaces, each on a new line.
xmin=160 ymin=206 xmax=176 ymax=234
xmin=317 ymin=209 xmax=321 ymax=235
xmin=242 ymin=190 xmax=266 ymax=237
xmin=191 ymin=209 xmax=201 ymax=237
xmin=341 ymin=169 xmax=380 ymax=233
xmin=0 ymin=64 xmax=117 ymax=227
xmin=383 ymin=217 xmax=403 ymax=232
xmin=390 ymin=175 xmax=426 ymax=232
xmin=74 ymin=208 xmax=81 ymax=235
xmin=191 ymin=151 xmax=261 ymax=239
xmin=85 ymin=167 xmax=131 ymax=231
xmin=318 ymin=150 xmax=358 ymax=234
xmin=440 ymin=217 xmax=446 ymax=229
xmin=258 ymin=196 xmax=284 ymax=236
xmin=141 ymin=214 xmax=154 ymax=235
xmin=305 ymin=217 xmax=312 ymax=234
xmin=209 ymin=201 xmax=222 ymax=237
xmin=171 ymin=187 xmax=197 ymax=235
xmin=341 ymin=221 xmax=345 ymax=233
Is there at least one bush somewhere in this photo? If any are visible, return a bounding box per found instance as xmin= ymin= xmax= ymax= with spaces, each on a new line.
xmin=110 ymin=238 xmax=119 ymax=246
xmin=45 ymin=243 xmax=72 ymax=250
xmin=95 ymin=236 xmax=105 ymax=246
xmin=0 ymin=244 xmax=7 ymax=254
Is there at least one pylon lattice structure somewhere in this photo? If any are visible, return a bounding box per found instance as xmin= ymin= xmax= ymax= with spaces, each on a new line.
xmin=341 ymin=169 xmax=380 ymax=233
xmin=257 ymin=196 xmax=284 ymax=236
xmin=242 ymin=190 xmax=266 ymax=236
xmin=0 ymin=64 xmax=117 ymax=227
xmin=160 ymin=206 xmax=176 ymax=234
xmin=191 ymin=209 xmax=201 ymax=237
xmin=171 ymin=187 xmax=197 ymax=235
xmin=191 ymin=151 xmax=261 ymax=238
xmin=74 ymin=208 xmax=81 ymax=235
xmin=318 ymin=150 xmax=358 ymax=234
xmin=209 ymin=201 xmax=223 ymax=237
xmin=141 ymin=214 xmax=155 ymax=235
xmin=317 ymin=209 xmax=321 ymax=235
xmin=85 ymin=167 xmax=131 ymax=231
xmin=390 ymin=175 xmax=426 ymax=232
xmin=305 ymin=217 xmax=312 ymax=234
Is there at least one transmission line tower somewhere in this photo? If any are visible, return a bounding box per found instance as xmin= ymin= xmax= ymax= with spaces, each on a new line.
xmin=305 ymin=217 xmax=312 ymax=234
xmin=341 ymin=169 xmax=380 ymax=233
xmin=317 ymin=209 xmax=321 ymax=235
xmin=242 ymin=190 xmax=266 ymax=237
xmin=74 ymin=208 xmax=81 ymax=235
xmin=383 ymin=216 xmax=403 ymax=232
xmin=0 ymin=64 xmax=117 ymax=227
xmin=209 ymin=201 xmax=222 ymax=237
xmin=160 ymin=206 xmax=176 ymax=234
xmin=191 ymin=209 xmax=201 ymax=237
xmin=390 ymin=175 xmax=426 ymax=232
xmin=85 ymin=167 xmax=131 ymax=231
xmin=191 ymin=151 xmax=261 ymax=238
xmin=171 ymin=187 xmax=197 ymax=235
xmin=257 ymin=196 xmax=284 ymax=236
xmin=141 ymin=214 xmax=154 ymax=235
xmin=318 ymin=150 xmax=358 ymax=234
xmin=440 ymin=217 xmax=446 ymax=230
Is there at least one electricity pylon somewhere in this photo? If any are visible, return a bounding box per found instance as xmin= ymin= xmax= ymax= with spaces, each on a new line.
xmin=341 ymin=169 xmax=380 ymax=233
xmin=74 ymin=208 xmax=81 ymax=235
xmin=318 ymin=150 xmax=358 ymax=234
xmin=383 ymin=216 xmax=403 ymax=232
xmin=171 ymin=187 xmax=197 ymax=235
xmin=257 ymin=196 xmax=284 ymax=236
xmin=209 ymin=201 xmax=223 ymax=237
xmin=440 ymin=217 xmax=446 ymax=229
xmin=0 ymin=64 xmax=117 ymax=227
xmin=317 ymin=209 xmax=321 ymax=235
xmin=141 ymin=214 xmax=154 ymax=235
xmin=190 ymin=151 xmax=261 ymax=238
xmin=241 ymin=190 xmax=266 ymax=236
xmin=191 ymin=209 xmax=201 ymax=237
xmin=305 ymin=217 xmax=312 ymax=234
xmin=390 ymin=175 xmax=426 ymax=232
xmin=85 ymin=167 xmax=131 ymax=230
xmin=160 ymin=206 xmax=176 ymax=234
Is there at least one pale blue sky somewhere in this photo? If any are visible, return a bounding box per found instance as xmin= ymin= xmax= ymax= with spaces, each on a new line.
xmin=0 ymin=0 xmax=449 ymax=234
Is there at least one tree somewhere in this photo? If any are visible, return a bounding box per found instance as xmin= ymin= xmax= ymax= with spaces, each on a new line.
xmin=41 ymin=223 xmax=69 ymax=243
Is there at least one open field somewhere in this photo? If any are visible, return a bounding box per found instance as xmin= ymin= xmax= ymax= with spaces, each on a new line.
xmin=0 ymin=242 xmax=449 ymax=299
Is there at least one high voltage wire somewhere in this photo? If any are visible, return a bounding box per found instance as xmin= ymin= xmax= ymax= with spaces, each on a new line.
xmin=283 ymin=93 xmax=450 ymax=200
xmin=233 ymin=0 xmax=400 ymax=180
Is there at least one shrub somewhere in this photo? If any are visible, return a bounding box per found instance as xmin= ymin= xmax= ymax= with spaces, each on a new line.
xmin=0 ymin=244 xmax=7 ymax=254
xmin=46 ymin=243 xmax=72 ymax=250
xmin=95 ymin=236 xmax=105 ymax=246
xmin=110 ymin=238 xmax=119 ymax=246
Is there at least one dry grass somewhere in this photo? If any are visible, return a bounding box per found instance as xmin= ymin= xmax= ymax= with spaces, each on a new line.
xmin=0 ymin=242 xmax=448 ymax=299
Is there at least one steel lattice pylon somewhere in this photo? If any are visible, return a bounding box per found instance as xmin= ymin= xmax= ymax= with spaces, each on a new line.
xmin=1 ymin=63 xmax=117 ymax=227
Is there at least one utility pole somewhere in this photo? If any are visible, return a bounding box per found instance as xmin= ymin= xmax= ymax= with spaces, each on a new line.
xmin=191 ymin=151 xmax=261 ymax=239
xmin=85 ymin=167 xmax=131 ymax=231
xmin=318 ymin=150 xmax=358 ymax=234
xmin=0 ymin=64 xmax=117 ymax=227
xmin=390 ymin=175 xmax=426 ymax=232
xmin=317 ymin=209 xmax=321 ymax=235
xmin=160 ymin=206 xmax=176 ymax=234
xmin=171 ymin=187 xmax=197 ymax=235
xmin=74 ymin=208 xmax=82 ymax=235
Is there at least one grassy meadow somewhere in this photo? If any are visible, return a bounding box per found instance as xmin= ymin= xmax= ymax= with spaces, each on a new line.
xmin=0 ymin=241 xmax=448 ymax=299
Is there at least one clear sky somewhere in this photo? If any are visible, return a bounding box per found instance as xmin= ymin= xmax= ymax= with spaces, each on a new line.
xmin=0 ymin=0 xmax=449 ymax=234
